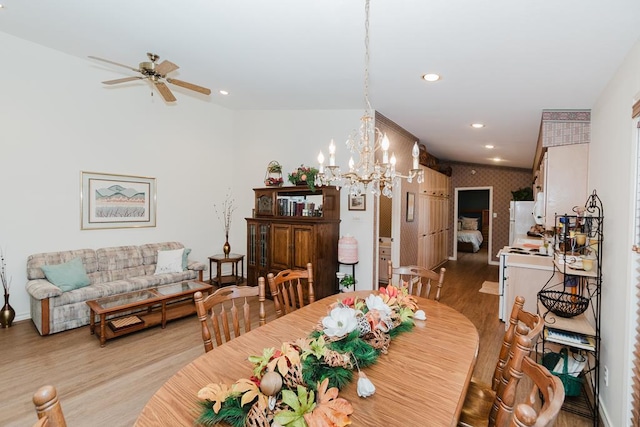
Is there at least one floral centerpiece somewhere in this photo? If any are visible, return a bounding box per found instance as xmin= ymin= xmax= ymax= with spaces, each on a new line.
xmin=288 ymin=165 xmax=319 ymax=192
xmin=196 ymin=285 xmax=426 ymax=427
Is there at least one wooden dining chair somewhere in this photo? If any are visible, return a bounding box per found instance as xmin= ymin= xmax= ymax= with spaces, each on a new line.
xmin=509 ymin=356 xmax=565 ymax=427
xmin=267 ymin=262 xmax=314 ymax=318
xmin=387 ymin=260 xmax=446 ymax=301
xmin=32 ymin=385 xmax=67 ymax=427
xmin=194 ymin=278 xmax=266 ymax=353
xmin=458 ymin=295 xmax=543 ymax=427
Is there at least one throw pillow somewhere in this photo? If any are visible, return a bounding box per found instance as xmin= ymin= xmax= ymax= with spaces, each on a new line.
xmin=155 ymin=248 xmax=184 ymax=275
xmin=182 ymin=248 xmax=191 ymax=271
xmin=461 ymin=218 xmax=479 ymax=231
xmin=41 ymin=257 xmax=91 ymax=292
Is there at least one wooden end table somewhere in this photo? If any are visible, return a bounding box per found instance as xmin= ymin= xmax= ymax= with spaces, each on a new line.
xmin=208 ymin=253 xmax=245 ymax=286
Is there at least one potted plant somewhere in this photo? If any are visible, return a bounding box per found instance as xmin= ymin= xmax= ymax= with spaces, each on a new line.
xmin=288 ymin=165 xmax=319 ymax=192
xmin=339 ymin=274 xmax=356 ymax=292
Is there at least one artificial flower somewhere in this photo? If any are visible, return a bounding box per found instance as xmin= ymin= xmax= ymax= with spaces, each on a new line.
xmin=304 ymin=378 xmax=354 ymax=427
xmin=356 ymin=372 xmax=376 ymax=398
xmin=364 ymin=294 xmax=392 ymax=317
xmin=414 ymin=309 xmax=426 ymax=321
xmin=197 ymin=383 xmax=231 ymax=414
xmin=232 ymin=378 xmax=269 ymax=412
xmin=267 ymin=342 xmax=302 ymax=377
xmin=322 ymin=306 xmax=358 ymax=338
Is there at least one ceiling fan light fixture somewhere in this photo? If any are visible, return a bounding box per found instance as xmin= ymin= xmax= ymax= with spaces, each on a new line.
xmin=422 ymin=73 xmax=440 ymax=82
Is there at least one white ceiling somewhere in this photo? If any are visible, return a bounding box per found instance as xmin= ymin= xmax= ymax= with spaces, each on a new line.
xmin=2 ymin=0 xmax=639 ymax=169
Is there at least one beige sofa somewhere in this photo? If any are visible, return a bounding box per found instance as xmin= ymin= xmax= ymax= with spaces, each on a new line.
xmin=25 ymin=242 xmax=206 ymax=335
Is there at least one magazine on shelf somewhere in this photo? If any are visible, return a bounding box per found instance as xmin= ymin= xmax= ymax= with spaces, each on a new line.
xmin=544 ymin=328 xmax=596 ymax=351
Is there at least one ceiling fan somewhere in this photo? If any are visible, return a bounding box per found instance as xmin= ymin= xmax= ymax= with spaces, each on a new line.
xmin=88 ymin=52 xmax=212 ymax=102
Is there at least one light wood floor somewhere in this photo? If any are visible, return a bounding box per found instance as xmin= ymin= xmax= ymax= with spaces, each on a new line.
xmin=1 ymin=248 xmax=593 ymax=426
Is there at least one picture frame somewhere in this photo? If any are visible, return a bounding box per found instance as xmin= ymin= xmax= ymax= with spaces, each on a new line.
xmin=81 ymin=171 xmax=156 ymax=230
xmin=348 ymin=194 xmax=366 ymax=211
xmin=406 ymin=192 xmax=415 ymax=222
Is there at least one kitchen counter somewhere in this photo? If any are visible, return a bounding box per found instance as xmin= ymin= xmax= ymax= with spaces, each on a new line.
xmin=498 ymin=245 xmax=558 ymax=325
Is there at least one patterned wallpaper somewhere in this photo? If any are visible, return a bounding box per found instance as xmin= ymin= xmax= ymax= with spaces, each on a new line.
xmin=441 ymin=162 xmax=533 ymax=262
xmin=541 ymin=109 xmax=591 ymax=147
xmin=376 ymin=113 xmax=420 ymax=267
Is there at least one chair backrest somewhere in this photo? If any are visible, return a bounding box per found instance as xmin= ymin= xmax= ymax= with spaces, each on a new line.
xmin=33 ymin=385 xmax=66 ymax=427
xmin=387 ymin=260 xmax=446 ymax=301
xmin=267 ymin=262 xmax=314 ymax=317
xmin=194 ymin=278 xmax=266 ymax=353
xmin=509 ymin=356 xmax=565 ymax=427
xmin=492 ymin=296 xmax=543 ymax=391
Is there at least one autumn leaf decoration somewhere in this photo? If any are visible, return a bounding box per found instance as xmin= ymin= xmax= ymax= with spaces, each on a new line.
xmin=303 ymin=378 xmax=354 ymax=427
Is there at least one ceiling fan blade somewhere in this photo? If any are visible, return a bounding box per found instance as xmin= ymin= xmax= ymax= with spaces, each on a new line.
xmin=155 ymin=81 xmax=177 ymax=102
xmin=166 ymin=78 xmax=212 ymax=95
xmin=155 ymin=60 xmax=179 ymax=76
xmin=102 ymin=76 xmax=144 ymax=85
xmin=88 ymin=56 xmax=139 ymax=72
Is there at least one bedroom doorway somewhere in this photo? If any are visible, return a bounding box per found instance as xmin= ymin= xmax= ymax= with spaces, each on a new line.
xmin=453 ymin=187 xmax=493 ymax=264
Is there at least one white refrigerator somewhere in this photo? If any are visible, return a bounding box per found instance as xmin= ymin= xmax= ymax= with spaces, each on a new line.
xmin=509 ymin=201 xmax=536 ymax=245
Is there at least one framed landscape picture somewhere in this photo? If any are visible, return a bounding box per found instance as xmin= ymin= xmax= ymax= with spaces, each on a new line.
xmin=81 ymin=171 xmax=156 ymax=230
xmin=348 ymin=194 xmax=366 ymax=211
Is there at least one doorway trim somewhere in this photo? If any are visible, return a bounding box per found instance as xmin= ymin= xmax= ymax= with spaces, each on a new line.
xmin=452 ymin=186 xmax=494 ymax=265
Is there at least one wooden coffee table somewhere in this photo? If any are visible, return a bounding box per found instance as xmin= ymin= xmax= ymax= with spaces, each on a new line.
xmin=86 ymin=281 xmax=212 ymax=347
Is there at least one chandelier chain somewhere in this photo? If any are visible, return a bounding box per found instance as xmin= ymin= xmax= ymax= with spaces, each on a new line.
xmin=364 ymin=0 xmax=372 ymax=112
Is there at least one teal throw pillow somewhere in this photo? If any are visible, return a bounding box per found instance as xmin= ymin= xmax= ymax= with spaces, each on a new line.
xmin=41 ymin=257 xmax=91 ymax=292
xmin=182 ymin=248 xmax=191 ymax=271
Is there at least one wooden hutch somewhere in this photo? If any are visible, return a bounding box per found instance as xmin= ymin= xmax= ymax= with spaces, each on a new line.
xmin=246 ymin=185 xmax=340 ymax=300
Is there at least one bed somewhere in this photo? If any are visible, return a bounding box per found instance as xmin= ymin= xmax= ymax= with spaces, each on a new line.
xmin=457 ymin=210 xmax=489 ymax=253
xmin=457 ymin=229 xmax=484 ymax=252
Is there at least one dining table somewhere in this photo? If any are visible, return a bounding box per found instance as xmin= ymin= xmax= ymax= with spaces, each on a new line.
xmin=135 ymin=290 xmax=479 ymax=427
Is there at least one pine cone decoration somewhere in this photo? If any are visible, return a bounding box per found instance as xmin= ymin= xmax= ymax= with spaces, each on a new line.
xmin=245 ymin=402 xmax=269 ymax=427
xmin=283 ymin=362 xmax=305 ymax=389
xmin=324 ymin=350 xmax=353 ymax=369
xmin=363 ymin=329 xmax=391 ymax=354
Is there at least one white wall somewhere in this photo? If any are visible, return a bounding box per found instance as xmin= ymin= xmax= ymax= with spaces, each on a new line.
xmin=0 ymin=32 xmax=229 ymax=321
xmin=0 ymin=32 xmax=378 ymax=323
xmin=590 ymin=39 xmax=640 ymax=426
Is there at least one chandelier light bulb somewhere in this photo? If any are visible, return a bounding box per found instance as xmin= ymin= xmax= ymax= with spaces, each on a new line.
xmin=412 ymin=142 xmax=420 ymax=169
xmin=349 ymin=156 xmax=355 ymax=171
xmin=318 ymin=152 xmax=325 ymax=173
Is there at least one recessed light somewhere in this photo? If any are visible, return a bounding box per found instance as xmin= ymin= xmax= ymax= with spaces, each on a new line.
xmin=471 ymin=123 xmax=485 ymax=129
xmin=492 ymin=157 xmax=502 ymax=162
xmin=219 ymin=90 xmax=229 ymax=95
xmin=422 ymin=73 xmax=440 ymax=82
xmin=484 ymin=144 xmax=494 ymax=149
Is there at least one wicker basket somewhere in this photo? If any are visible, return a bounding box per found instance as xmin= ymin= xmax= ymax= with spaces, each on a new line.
xmin=539 ymin=290 xmax=589 ymax=318
xmin=542 ymin=348 xmax=583 ymax=397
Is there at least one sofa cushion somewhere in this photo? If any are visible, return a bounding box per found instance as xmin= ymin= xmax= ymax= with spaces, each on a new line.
xmin=155 ymin=248 xmax=184 ymax=274
xmin=27 ymin=249 xmax=97 ymax=280
xmin=40 ymin=258 xmax=91 ymax=292
xmin=96 ymin=246 xmax=143 ymax=271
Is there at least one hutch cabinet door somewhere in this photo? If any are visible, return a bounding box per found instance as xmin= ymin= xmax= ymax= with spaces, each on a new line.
xmin=291 ymin=224 xmax=314 ymax=269
xmin=246 ymin=220 xmax=270 ymax=287
xmin=271 ymin=223 xmax=293 ymax=270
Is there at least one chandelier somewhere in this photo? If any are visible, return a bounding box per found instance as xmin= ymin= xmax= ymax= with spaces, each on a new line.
xmin=315 ymin=0 xmax=424 ymax=198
